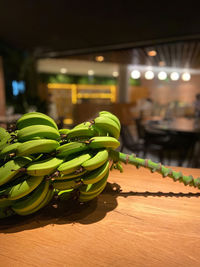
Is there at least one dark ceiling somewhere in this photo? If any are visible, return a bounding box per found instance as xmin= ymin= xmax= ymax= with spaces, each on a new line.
xmin=68 ymin=40 xmax=200 ymax=69
xmin=1 ymin=1 xmax=200 ymax=59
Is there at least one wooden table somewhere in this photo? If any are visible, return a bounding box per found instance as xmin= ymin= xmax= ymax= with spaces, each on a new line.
xmin=1 ymin=164 xmax=200 ymax=267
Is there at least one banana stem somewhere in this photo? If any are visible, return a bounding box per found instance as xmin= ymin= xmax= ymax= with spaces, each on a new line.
xmin=109 ymin=150 xmax=200 ymax=189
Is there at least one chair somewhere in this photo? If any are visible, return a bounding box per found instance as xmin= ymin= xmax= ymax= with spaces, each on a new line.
xmin=134 ymin=118 xmax=197 ymax=166
xmin=120 ymin=125 xmax=145 ymax=157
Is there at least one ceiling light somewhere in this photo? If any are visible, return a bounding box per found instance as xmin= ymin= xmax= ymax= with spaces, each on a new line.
xmin=112 ymin=71 xmax=119 ymax=77
xmin=131 ymin=70 xmax=141 ymax=79
xmin=147 ymin=50 xmax=157 ymax=56
xmin=182 ymin=72 xmax=191 ymax=81
xmin=95 ymin=56 xmax=104 ymax=62
xmin=170 ymin=72 xmax=179 ymax=81
xmin=60 ymin=68 xmax=67 ymax=74
xmin=88 ymin=70 xmax=94 ymax=76
xmin=158 ymin=71 xmax=167 ymax=80
xmin=144 ymin=70 xmax=154 ymax=80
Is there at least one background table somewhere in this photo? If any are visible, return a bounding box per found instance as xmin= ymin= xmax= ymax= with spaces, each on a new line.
xmin=1 ymin=164 xmax=200 ymax=267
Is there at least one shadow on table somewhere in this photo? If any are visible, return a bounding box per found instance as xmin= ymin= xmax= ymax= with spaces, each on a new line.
xmin=0 ymin=182 xmax=200 ymax=233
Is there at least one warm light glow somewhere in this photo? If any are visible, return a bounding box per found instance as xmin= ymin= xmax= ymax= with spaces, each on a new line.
xmin=95 ymin=56 xmax=104 ymax=62
xmin=112 ymin=71 xmax=119 ymax=77
xmin=88 ymin=70 xmax=94 ymax=76
xmin=159 ymin=61 xmax=166 ymax=66
xmin=170 ymin=72 xmax=180 ymax=81
xmin=182 ymin=72 xmax=191 ymax=81
xmin=63 ymin=118 xmax=73 ymax=125
xmin=158 ymin=71 xmax=167 ymax=80
xmin=131 ymin=70 xmax=141 ymax=79
xmin=148 ymin=50 xmax=157 ymax=56
xmin=144 ymin=70 xmax=154 ymax=80
xmin=60 ymin=68 xmax=67 ymax=74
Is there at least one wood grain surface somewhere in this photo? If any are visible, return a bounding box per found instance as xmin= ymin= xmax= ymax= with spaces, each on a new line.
xmin=1 ymin=164 xmax=200 ymax=267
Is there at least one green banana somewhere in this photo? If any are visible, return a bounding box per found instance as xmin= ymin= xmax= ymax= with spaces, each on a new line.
xmin=16 ymin=112 xmax=58 ymax=130
xmin=0 ymin=142 xmax=20 ymax=159
xmin=5 ymin=175 xmax=44 ymax=200
xmin=52 ymin=177 xmax=81 ymax=190
xmin=0 ymin=206 xmax=16 ymax=219
xmin=66 ymin=126 xmax=96 ymax=140
xmin=55 ymin=169 xmax=87 ymax=180
xmin=0 ymin=157 xmax=32 ymax=187
xmin=56 ymin=141 xmax=88 ymax=158
xmin=81 ymin=161 xmax=109 ymax=185
xmin=88 ymin=136 xmax=120 ymax=150
xmin=17 ymin=187 xmax=55 ymax=216
xmin=59 ymin=128 xmax=70 ymax=138
xmin=79 ymin=183 xmax=107 ymax=202
xmin=74 ymin=122 xmax=91 ymax=129
xmin=57 ymin=188 xmax=74 ymax=200
xmin=94 ymin=116 xmax=120 ymax=139
xmin=99 ymin=111 xmax=121 ymax=129
xmin=79 ymin=170 xmax=109 ymax=196
xmin=26 ymin=157 xmax=63 ymax=176
xmin=17 ymin=125 xmax=60 ymax=142
xmin=0 ymin=130 xmax=11 ymax=151
xmin=12 ymin=180 xmax=51 ymax=216
xmin=81 ymin=149 xmax=108 ymax=171
xmin=57 ymin=153 xmax=92 ymax=175
xmin=16 ymin=139 xmax=60 ymax=156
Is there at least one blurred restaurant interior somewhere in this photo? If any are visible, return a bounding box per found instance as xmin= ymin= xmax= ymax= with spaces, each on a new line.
xmin=1 ymin=1 xmax=200 ymax=167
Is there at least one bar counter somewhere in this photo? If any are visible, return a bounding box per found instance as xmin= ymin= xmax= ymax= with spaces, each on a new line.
xmin=1 ymin=164 xmax=200 ymax=266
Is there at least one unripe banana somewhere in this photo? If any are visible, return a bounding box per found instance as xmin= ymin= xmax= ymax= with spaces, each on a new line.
xmin=0 ymin=199 xmax=13 ymax=208
xmin=99 ymin=111 xmax=121 ymax=129
xmin=17 ymin=125 xmax=60 ymax=142
xmin=16 ymin=139 xmax=60 ymax=156
xmin=0 ymin=129 xmax=11 ymax=151
xmin=81 ymin=161 xmax=109 ymax=185
xmin=57 ymin=188 xmax=74 ymax=200
xmin=0 ymin=157 xmax=32 ymax=187
xmin=18 ymin=187 xmax=55 ymax=216
xmin=52 ymin=177 xmax=81 ymax=190
xmin=16 ymin=112 xmax=58 ymax=130
xmin=55 ymin=169 xmax=87 ymax=180
xmin=57 ymin=153 xmax=91 ymax=175
xmin=0 ymin=206 xmax=15 ymax=219
xmin=66 ymin=126 xmax=96 ymax=140
xmin=26 ymin=157 xmax=63 ymax=176
xmin=94 ymin=116 xmax=120 ymax=139
xmin=56 ymin=142 xmax=88 ymax=158
xmin=5 ymin=175 xmax=44 ymax=200
xmin=79 ymin=182 xmax=107 ymax=203
xmin=88 ymin=136 xmax=120 ymax=150
xmin=0 ymin=142 xmax=20 ymax=159
xmin=12 ymin=180 xmax=51 ymax=216
xmin=79 ymin=170 xmax=109 ymax=196
xmin=81 ymin=149 xmax=108 ymax=171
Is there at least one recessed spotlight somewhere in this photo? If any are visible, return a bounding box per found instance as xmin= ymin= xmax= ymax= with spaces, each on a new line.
xmin=95 ymin=56 xmax=104 ymax=62
xmin=170 ymin=72 xmax=179 ymax=81
xmin=181 ymin=72 xmax=191 ymax=81
xmin=88 ymin=69 xmax=94 ymax=76
xmin=112 ymin=71 xmax=119 ymax=77
xmin=145 ymin=70 xmax=154 ymax=80
xmin=60 ymin=68 xmax=67 ymax=74
xmin=131 ymin=70 xmax=141 ymax=79
xmin=158 ymin=71 xmax=167 ymax=80
xmin=148 ymin=50 xmax=157 ymax=56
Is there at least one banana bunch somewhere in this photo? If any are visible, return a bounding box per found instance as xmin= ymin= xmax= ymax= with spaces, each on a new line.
xmin=0 ymin=111 xmax=121 ymax=218
xmin=1 ymin=110 xmax=198 ymax=220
